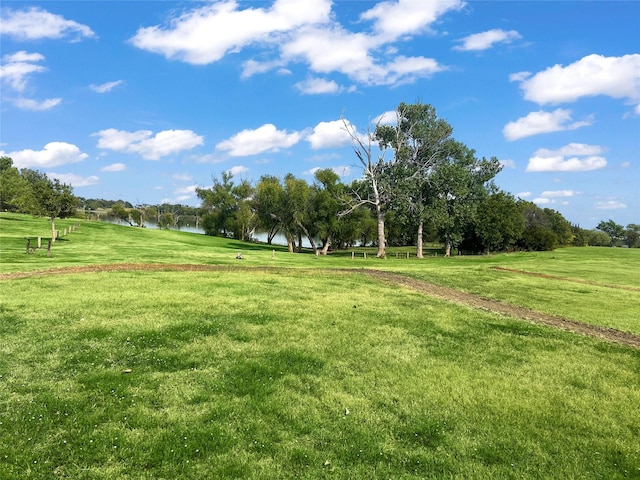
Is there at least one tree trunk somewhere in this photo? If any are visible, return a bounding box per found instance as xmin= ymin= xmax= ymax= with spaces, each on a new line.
xmin=287 ymin=234 xmax=294 ymax=253
xmin=444 ymin=241 xmax=452 ymax=257
xmin=297 ymin=221 xmax=318 ymax=255
xmin=416 ymin=220 xmax=424 ymax=259
xmin=296 ymin=232 xmax=303 ymax=253
xmin=375 ymin=203 xmax=386 ymax=258
xmin=321 ymin=236 xmax=331 ymax=255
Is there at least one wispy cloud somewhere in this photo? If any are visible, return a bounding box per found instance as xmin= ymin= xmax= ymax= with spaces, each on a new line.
xmin=453 ymin=29 xmax=521 ymax=51
xmin=0 ymin=6 xmax=95 ymax=41
xmin=90 ymin=80 xmax=123 ymax=93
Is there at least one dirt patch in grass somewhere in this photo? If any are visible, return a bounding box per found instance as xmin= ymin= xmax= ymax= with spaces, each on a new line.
xmin=2 ymin=263 xmax=638 ymax=349
xmin=492 ymin=266 xmax=640 ymax=292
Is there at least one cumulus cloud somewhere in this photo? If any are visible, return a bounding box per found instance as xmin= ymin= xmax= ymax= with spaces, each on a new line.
xmin=295 ymin=77 xmax=342 ymax=94
xmin=453 ymin=29 xmax=521 ymax=51
xmin=306 ymin=119 xmax=359 ymax=149
xmin=513 ymin=54 xmax=640 ymax=111
xmin=216 ymin=124 xmax=301 ymax=156
xmin=516 ymin=191 xmax=532 ymax=198
xmin=90 ymin=80 xmax=123 ymax=93
xmin=372 ymin=110 xmax=398 ymax=126
xmin=130 ymin=0 xmax=457 ymax=88
xmin=0 ymin=51 xmax=46 ymax=92
xmin=130 ymin=0 xmax=332 ymax=65
xmin=48 ymin=172 xmax=99 ymax=187
xmin=93 ymin=128 xmax=204 ymax=160
xmin=503 ymin=108 xmax=593 ymax=141
xmin=11 ymin=97 xmax=62 ymax=111
xmin=361 ymin=0 xmax=465 ymax=42
xmin=0 ymin=7 xmax=95 ymax=41
xmin=526 ymin=143 xmax=607 ymax=172
xmin=2 ymin=142 xmax=88 ymax=169
xmin=100 ymin=163 xmax=126 ymax=172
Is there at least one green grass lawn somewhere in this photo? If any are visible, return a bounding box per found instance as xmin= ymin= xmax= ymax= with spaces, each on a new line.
xmin=1 ymin=213 xmax=639 ymax=479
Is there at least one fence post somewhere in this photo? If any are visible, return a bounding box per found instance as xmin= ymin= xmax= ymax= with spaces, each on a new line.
xmin=38 ymin=237 xmax=42 ymax=248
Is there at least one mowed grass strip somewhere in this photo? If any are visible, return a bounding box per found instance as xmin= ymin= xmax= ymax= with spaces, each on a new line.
xmin=1 ymin=270 xmax=638 ymax=479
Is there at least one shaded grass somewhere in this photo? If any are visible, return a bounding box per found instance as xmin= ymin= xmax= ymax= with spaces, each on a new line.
xmin=1 ymin=270 xmax=639 ymax=479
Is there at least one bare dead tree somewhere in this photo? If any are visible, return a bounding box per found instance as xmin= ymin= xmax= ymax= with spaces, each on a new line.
xmin=340 ymin=117 xmax=390 ymax=258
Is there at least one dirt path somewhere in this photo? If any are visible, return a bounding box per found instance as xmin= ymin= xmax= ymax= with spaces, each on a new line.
xmin=2 ymin=263 xmax=638 ymax=349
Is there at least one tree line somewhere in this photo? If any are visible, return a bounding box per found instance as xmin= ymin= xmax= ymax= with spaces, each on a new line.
xmin=2 ymin=101 xmax=638 ymax=252
xmin=194 ymin=102 xmax=639 ymax=255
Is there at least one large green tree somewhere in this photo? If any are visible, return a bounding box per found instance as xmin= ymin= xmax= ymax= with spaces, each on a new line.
xmin=596 ymin=219 xmax=625 ymax=246
xmin=426 ymin=141 xmax=501 ymax=256
xmin=253 ymin=175 xmax=285 ymax=244
xmin=375 ymin=102 xmax=455 ymax=258
xmin=472 ymin=191 xmax=524 ymax=254
xmin=196 ymin=172 xmax=254 ymax=240
xmin=0 ymin=157 xmax=30 ymax=212
xmin=21 ymin=168 xmax=78 ymax=241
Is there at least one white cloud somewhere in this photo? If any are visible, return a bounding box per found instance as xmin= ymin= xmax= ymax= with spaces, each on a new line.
xmin=503 ymin=108 xmax=593 ymax=141
xmin=3 ymin=142 xmax=88 ymax=169
xmin=500 ymin=159 xmax=516 ymax=169
xmin=360 ymin=0 xmax=465 ymax=41
xmin=526 ymin=143 xmax=607 ymax=172
xmin=173 ymin=184 xmax=197 ymax=195
xmin=372 ymin=110 xmax=398 ymax=125
xmin=540 ymin=190 xmax=576 ymax=198
xmin=532 ymin=197 xmax=552 ymax=205
xmin=216 ymin=124 xmax=301 ymax=156
xmin=306 ymin=120 xmax=357 ymax=149
xmin=173 ymin=173 xmax=193 ymax=181
xmin=0 ymin=51 xmax=46 ymax=92
xmin=48 ymin=172 xmax=99 ymax=187
xmin=283 ymin=26 xmax=443 ymax=86
xmin=93 ymin=128 xmax=204 ymax=160
xmin=514 ymin=54 xmax=640 ymax=110
xmin=516 ymin=191 xmax=532 ymax=198
xmin=453 ymin=29 xmax=521 ymax=51
xmin=130 ymin=0 xmax=455 ymax=88
xmin=11 ymin=97 xmax=61 ymax=111
xmin=0 ymin=7 xmax=95 ymax=41
xmin=90 ymin=80 xmax=123 ymax=93
xmin=595 ymin=200 xmax=627 ymax=210
xmin=130 ymin=0 xmax=332 ymax=65
xmin=227 ymin=165 xmax=249 ymax=176
xmin=294 ymin=77 xmax=341 ymax=94
xmin=100 ymin=163 xmax=126 ymax=172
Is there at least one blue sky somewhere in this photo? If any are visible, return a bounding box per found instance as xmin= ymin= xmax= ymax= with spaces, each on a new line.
xmin=1 ymin=0 xmax=638 ymax=229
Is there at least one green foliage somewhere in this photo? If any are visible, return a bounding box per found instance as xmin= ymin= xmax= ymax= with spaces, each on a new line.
xmin=471 ymin=191 xmax=524 ymax=253
xmin=597 ymin=219 xmax=625 ymax=246
xmin=197 ymin=172 xmax=254 ymax=240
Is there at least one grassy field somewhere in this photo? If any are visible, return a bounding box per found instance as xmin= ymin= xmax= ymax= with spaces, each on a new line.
xmin=1 ymin=213 xmax=639 ymax=479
